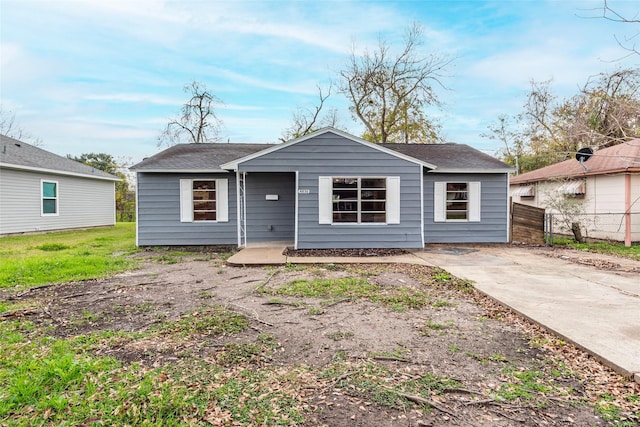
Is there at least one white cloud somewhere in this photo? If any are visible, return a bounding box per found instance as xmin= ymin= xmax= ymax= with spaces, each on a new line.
xmin=84 ymin=93 xmax=182 ymax=106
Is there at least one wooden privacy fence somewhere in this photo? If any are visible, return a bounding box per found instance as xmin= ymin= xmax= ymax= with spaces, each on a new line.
xmin=511 ymin=202 xmax=545 ymax=244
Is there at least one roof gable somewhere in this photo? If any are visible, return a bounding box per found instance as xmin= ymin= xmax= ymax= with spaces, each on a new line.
xmin=511 ymin=139 xmax=640 ymax=184
xmin=219 ymin=128 xmax=438 ymax=170
xmin=0 ymin=134 xmax=120 ymax=181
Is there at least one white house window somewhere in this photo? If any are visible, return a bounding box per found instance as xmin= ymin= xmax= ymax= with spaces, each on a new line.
xmin=319 ymin=176 xmax=400 ymax=225
xmin=434 ymin=181 xmax=481 ymax=222
xmin=180 ymin=178 xmax=229 ymax=223
xmin=193 ymin=180 xmax=217 ymax=221
xmin=42 ymin=180 xmax=58 ymax=215
xmin=332 ymin=177 xmax=386 ymax=223
xmin=445 ymin=182 xmax=468 ymax=220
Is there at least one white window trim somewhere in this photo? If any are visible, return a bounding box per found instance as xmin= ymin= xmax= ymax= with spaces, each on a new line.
xmin=318 ymin=176 xmax=400 ymax=225
xmin=41 ymin=179 xmax=59 ymax=217
xmin=180 ymin=178 xmax=228 ymax=223
xmin=434 ymin=181 xmax=481 ymax=223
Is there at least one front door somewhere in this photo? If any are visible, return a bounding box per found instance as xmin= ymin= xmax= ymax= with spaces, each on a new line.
xmin=244 ymin=172 xmax=295 ymax=244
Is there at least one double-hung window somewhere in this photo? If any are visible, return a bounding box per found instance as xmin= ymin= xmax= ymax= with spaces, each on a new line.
xmin=434 ymin=181 xmax=481 ymax=222
xmin=42 ymin=180 xmax=58 ymax=216
xmin=319 ymin=176 xmax=400 ymax=225
xmin=180 ymin=178 xmax=228 ymax=223
xmin=192 ymin=180 xmax=217 ymax=221
xmin=445 ymin=182 xmax=468 ymax=220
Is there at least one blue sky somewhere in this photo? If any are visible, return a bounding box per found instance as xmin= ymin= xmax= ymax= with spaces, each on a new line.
xmin=1 ymin=0 xmax=638 ymax=164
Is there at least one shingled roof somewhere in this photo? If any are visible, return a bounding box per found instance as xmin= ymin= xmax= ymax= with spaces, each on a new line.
xmin=131 ymin=139 xmax=512 ymax=173
xmin=381 ymin=142 xmax=512 ymax=172
xmin=0 ymin=134 xmax=120 ymax=181
xmin=130 ymin=143 xmax=275 ymax=172
xmin=511 ymin=139 xmax=640 ymax=184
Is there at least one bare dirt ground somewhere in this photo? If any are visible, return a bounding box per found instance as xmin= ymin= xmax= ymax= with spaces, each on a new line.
xmin=3 ymin=247 xmax=639 ymax=426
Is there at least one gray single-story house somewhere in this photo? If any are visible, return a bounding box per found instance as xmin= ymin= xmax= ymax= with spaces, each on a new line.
xmin=131 ymin=128 xmax=513 ymax=249
xmin=0 ymin=134 xmax=121 ymax=236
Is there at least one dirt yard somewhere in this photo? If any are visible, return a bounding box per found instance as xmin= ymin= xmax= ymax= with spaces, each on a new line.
xmin=4 ymin=248 xmax=639 ymax=426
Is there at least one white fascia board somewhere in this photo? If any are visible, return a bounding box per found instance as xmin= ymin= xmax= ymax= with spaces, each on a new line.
xmin=220 ymin=127 xmax=439 ymax=170
xmin=1 ymin=162 xmax=121 ymax=181
xmin=430 ymin=168 xmax=515 ymax=174
xmin=130 ymin=168 xmax=228 ymax=173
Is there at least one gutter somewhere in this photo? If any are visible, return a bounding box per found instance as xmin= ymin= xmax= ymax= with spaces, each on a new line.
xmin=1 ymin=162 xmax=121 ymax=182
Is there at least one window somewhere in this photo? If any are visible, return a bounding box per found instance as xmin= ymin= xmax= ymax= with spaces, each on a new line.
xmin=332 ymin=177 xmax=387 ymax=223
xmin=434 ymin=181 xmax=480 ymax=222
xmin=193 ymin=180 xmax=217 ymax=221
xmin=42 ymin=180 xmax=58 ymax=215
xmin=319 ymin=176 xmax=400 ymax=225
xmin=445 ymin=182 xmax=468 ymax=220
xmin=180 ymin=178 xmax=228 ymax=223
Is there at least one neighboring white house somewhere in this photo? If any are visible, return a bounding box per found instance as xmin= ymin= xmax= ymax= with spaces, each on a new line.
xmin=510 ymin=139 xmax=640 ymax=245
xmin=0 ymin=134 xmax=121 ymax=236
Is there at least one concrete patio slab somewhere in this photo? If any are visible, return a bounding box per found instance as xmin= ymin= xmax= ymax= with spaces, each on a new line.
xmin=413 ymin=245 xmax=640 ymax=382
xmin=226 ymin=245 xmax=288 ymax=265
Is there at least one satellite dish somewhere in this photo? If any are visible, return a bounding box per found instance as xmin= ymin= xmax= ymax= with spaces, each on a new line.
xmin=576 ymin=147 xmax=593 ymax=163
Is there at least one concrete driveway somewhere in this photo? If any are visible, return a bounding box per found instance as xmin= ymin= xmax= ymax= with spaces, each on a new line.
xmin=413 ymin=245 xmax=640 ymax=383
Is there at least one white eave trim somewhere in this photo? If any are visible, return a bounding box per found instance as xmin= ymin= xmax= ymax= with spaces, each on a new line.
xmin=220 ymin=127 xmax=439 ymax=170
xmin=1 ymin=162 xmax=121 ymax=181
xmin=130 ymin=168 xmax=228 ymax=173
xmin=430 ymin=168 xmax=515 ymax=174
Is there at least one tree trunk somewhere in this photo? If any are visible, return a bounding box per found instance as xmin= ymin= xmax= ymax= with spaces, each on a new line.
xmin=571 ymin=222 xmax=584 ymax=243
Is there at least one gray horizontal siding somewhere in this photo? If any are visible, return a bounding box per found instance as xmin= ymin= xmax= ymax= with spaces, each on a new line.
xmin=245 ymin=172 xmax=295 ymax=243
xmin=241 ymin=133 xmax=423 ymax=249
xmin=0 ymin=168 xmax=115 ymax=235
xmin=424 ymin=173 xmax=509 ymax=243
xmin=136 ymin=172 xmax=237 ymax=246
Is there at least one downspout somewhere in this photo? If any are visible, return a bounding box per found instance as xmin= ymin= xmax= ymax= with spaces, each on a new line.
xmin=625 ymin=172 xmax=631 ymax=247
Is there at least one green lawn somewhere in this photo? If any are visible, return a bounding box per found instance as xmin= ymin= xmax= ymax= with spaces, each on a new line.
xmin=0 ymin=223 xmax=138 ymax=289
xmin=553 ymin=237 xmax=640 ymax=260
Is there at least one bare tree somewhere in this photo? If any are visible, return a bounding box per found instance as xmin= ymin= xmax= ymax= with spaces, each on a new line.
xmin=0 ymin=106 xmax=43 ymax=146
xmin=482 ymin=114 xmax=528 ymax=175
xmin=280 ymin=84 xmax=342 ymax=141
xmin=543 ymin=181 xmax=593 ymax=243
xmin=599 ymin=0 xmax=640 ymax=56
xmin=563 ymin=68 xmax=640 ymax=148
xmin=483 ymin=68 xmax=640 ymax=173
xmin=158 ymin=81 xmax=224 ymax=146
xmin=338 ymin=23 xmax=452 ymax=143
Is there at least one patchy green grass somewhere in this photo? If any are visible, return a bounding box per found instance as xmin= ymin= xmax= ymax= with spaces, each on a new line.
xmin=153 ymin=306 xmax=250 ymax=337
xmin=419 ymin=320 xmax=454 ymax=336
xmin=0 ymin=223 xmax=138 ymax=289
xmin=321 ymin=361 xmax=461 ymax=410
xmin=496 ymin=365 xmax=555 ymax=403
xmin=553 ymin=237 xmax=640 ymax=260
xmin=260 ymin=276 xmax=432 ymax=310
xmin=0 ymin=307 xmax=307 ymax=426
